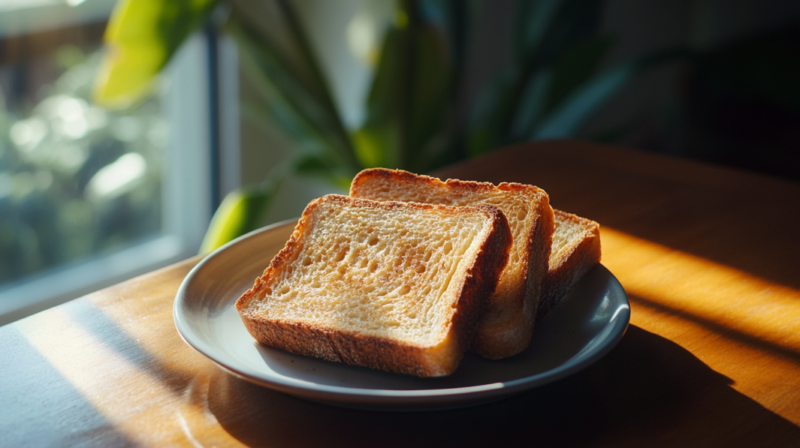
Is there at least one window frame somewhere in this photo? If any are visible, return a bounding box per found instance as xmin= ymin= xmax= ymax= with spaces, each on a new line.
xmin=0 ymin=23 xmax=220 ymax=325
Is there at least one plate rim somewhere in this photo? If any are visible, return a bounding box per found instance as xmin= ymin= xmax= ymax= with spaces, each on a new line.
xmin=173 ymin=219 xmax=630 ymax=406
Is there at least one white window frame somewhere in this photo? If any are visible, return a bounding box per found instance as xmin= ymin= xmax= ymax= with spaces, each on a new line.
xmin=0 ymin=7 xmax=221 ymax=325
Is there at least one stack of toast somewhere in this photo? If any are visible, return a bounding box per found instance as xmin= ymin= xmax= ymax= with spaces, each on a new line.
xmin=236 ymin=168 xmax=601 ymax=377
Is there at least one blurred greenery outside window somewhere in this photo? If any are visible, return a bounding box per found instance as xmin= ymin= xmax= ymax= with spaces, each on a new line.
xmin=0 ymin=0 xmax=213 ymax=324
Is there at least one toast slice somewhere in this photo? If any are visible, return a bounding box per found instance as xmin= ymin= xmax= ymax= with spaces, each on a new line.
xmin=537 ymin=210 xmax=601 ymax=321
xmin=350 ymin=169 xmax=554 ymax=359
xmin=236 ymin=194 xmax=512 ymax=377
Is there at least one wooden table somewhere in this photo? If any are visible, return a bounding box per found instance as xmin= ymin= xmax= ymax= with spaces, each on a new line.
xmin=3 ymin=140 xmax=800 ymax=447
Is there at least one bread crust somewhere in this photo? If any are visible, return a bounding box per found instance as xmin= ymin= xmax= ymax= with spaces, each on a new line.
xmin=537 ymin=210 xmax=601 ymax=321
xmin=471 ymin=196 xmax=553 ymax=358
xmin=236 ymin=195 xmax=512 ymax=377
xmin=351 ymin=168 xmax=554 ymax=359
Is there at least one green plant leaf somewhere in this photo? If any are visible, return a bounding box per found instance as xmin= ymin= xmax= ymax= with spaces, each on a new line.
xmin=239 ymin=85 xmax=325 ymax=153
xmin=199 ymin=185 xmax=278 ymax=254
xmin=532 ymin=46 xmax=690 ymax=139
xmin=468 ymin=0 xmax=607 ymax=154
xmin=352 ymin=124 xmax=399 ymax=168
xmin=408 ymin=23 xmax=453 ymax=172
xmin=543 ymin=37 xmax=613 ymax=116
xmin=93 ymin=0 xmax=219 ymax=109
xmin=275 ymin=0 xmax=355 ymax=157
xmin=508 ymin=37 xmax=611 ymax=140
xmin=532 ymin=63 xmax=635 ymax=139
xmin=467 ymin=69 xmax=514 ymax=156
xmin=293 ymin=152 xmax=354 ymax=190
xmin=357 ymin=1 xmax=453 ymax=173
xmin=515 ymin=0 xmax=564 ymax=59
xmin=357 ymin=25 xmax=407 ymax=170
xmin=509 ymin=69 xmax=553 ymax=140
xmin=227 ymin=14 xmax=358 ymax=173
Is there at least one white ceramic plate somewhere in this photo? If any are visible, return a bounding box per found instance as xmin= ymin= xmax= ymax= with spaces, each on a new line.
xmin=174 ymin=219 xmax=630 ymax=411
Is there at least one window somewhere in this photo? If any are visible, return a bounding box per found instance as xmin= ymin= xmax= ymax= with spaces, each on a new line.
xmin=0 ymin=0 xmax=217 ymax=324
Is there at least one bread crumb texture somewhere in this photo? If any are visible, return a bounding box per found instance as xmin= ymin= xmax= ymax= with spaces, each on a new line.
xmin=244 ymin=196 xmax=493 ymax=347
xmin=351 ymin=171 xmax=543 ymax=313
xmin=551 ymin=214 xmax=586 ymax=263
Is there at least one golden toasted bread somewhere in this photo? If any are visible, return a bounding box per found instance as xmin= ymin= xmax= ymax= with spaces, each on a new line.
xmin=350 ymin=169 xmax=553 ymax=359
xmin=236 ymin=195 xmax=512 ymax=377
xmin=538 ymin=209 xmax=601 ymax=321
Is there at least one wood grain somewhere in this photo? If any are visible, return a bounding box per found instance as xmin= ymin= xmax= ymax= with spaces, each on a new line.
xmin=2 ymin=140 xmax=799 ymax=447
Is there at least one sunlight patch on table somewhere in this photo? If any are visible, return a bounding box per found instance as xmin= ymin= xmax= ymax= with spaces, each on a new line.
xmin=601 ymin=227 xmax=800 ymax=423
xmin=15 ymin=307 xmax=232 ymax=447
xmin=601 ymin=227 xmax=800 ymax=356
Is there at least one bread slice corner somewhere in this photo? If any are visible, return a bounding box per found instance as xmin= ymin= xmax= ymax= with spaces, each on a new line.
xmin=537 ymin=209 xmax=601 ymax=321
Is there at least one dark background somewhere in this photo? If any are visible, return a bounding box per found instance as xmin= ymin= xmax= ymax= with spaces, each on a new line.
xmin=463 ymin=0 xmax=800 ymax=182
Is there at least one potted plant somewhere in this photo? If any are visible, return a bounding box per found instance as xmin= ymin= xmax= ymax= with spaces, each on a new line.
xmin=94 ymin=0 xmax=663 ymax=252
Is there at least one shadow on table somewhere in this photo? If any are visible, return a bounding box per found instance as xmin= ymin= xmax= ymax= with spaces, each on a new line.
xmin=205 ymin=325 xmax=800 ymax=448
xmin=1 ymin=325 xmax=135 ymax=446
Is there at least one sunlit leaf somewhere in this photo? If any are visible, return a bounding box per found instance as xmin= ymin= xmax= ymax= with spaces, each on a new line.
xmin=199 ymin=185 xmax=277 ymax=254
xmin=293 ymin=152 xmax=354 ymax=190
xmin=93 ymin=0 xmax=219 ymax=109
xmin=352 ymin=124 xmax=399 ymax=168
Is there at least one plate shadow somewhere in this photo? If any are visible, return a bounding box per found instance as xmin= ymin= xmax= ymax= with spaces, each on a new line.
xmin=204 ymin=325 xmax=800 ymax=447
